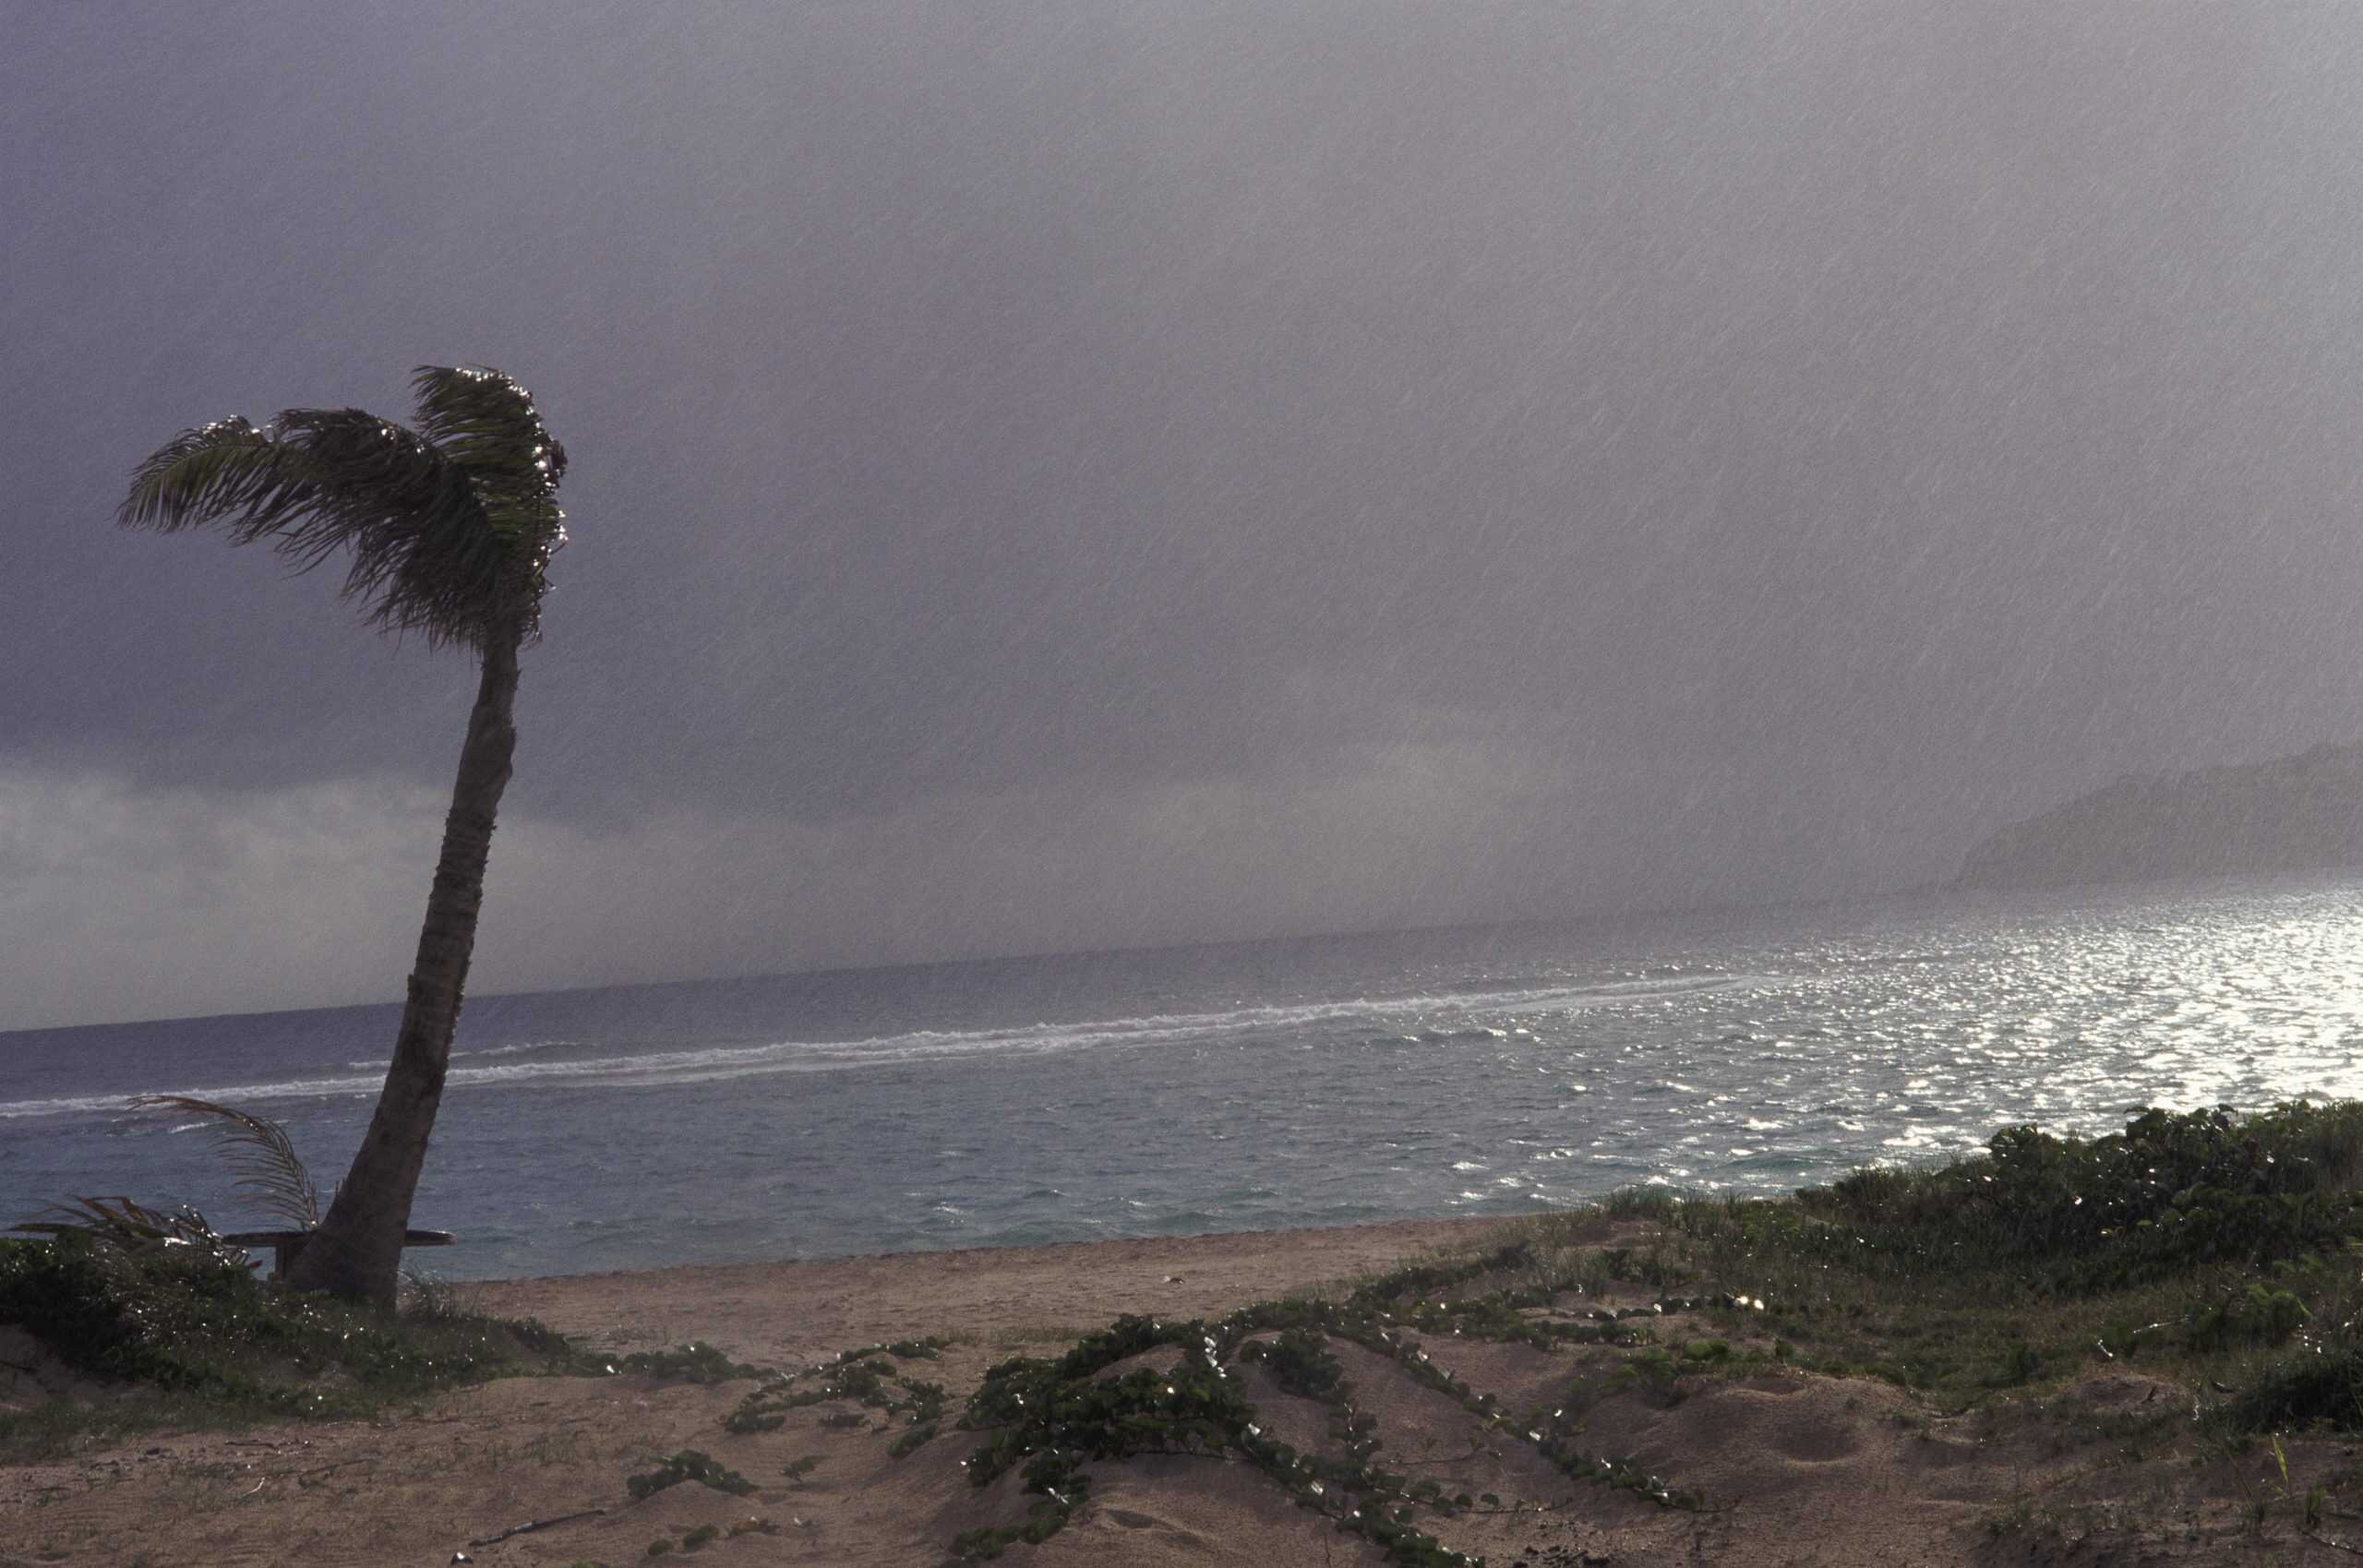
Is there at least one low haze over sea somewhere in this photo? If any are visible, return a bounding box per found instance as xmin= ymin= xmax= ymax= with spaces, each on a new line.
xmin=6 ymin=875 xmax=2357 ymax=1280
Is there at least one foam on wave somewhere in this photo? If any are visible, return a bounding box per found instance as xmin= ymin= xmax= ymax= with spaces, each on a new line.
xmin=0 ymin=973 xmax=1772 ymax=1121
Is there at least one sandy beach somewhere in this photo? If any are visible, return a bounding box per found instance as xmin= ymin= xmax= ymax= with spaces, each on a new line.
xmin=0 ymin=1214 xmax=2330 ymax=1568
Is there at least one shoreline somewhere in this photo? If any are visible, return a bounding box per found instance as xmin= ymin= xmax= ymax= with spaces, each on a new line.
xmin=459 ymin=1214 xmax=1520 ymax=1367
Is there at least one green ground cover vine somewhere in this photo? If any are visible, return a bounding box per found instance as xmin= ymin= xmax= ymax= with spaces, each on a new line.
xmin=944 ymin=1242 xmax=1701 ymax=1563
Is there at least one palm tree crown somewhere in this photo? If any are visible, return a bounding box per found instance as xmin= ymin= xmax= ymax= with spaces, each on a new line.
xmin=119 ymin=365 xmax=567 ymax=651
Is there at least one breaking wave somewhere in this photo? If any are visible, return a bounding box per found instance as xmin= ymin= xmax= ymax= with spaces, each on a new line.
xmin=0 ymin=973 xmax=1768 ymax=1121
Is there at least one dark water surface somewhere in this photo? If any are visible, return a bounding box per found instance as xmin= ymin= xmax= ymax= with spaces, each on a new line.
xmin=4 ymin=876 xmax=2358 ymax=1278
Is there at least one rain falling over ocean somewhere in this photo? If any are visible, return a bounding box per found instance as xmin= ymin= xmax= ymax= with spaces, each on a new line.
xmin=5 ymin=4 xmax=2362 ymax=1268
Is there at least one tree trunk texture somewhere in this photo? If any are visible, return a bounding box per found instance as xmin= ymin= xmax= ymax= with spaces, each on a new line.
xmin=284 ymin=635 xmax=521 ymax=1307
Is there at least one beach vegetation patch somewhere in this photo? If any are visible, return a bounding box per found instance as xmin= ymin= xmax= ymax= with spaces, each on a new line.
xmin=595 ymin=1343 xmax=758 ymax=1383
xmin=947 ymin=1264 xmax=1701 ymax=1563
xmin=1795 ymin=1102 xmax=2363 ymax=1288
xmin=624 ymin=1450 xmax=756 ymax=1501
xmin=1540 ymin=1100 xmax=2363 ymax=1435
xmin=724 ymin=1347 xmax=947 ymax=1437
xmin=0 ymin=1219 xmax=575 ymax=1455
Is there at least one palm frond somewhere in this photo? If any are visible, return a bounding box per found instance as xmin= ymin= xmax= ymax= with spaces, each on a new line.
xmin=13 ymin=1194 xmax=176 ymax=1241
xmin=116 ymin=365 xmax=567 ymax=650
xmin=117 ymin=415 xmax=280 ymax=530
xmin=131 ymin=1095 xmax=320 ymax=1228
xmin=10 ymin=1196 xmax=251 ymax=1275
xmin=408 ymin=365 xmax=569 ymax=611
xmin=11 ymin=1195 xmax=221 ymax=1249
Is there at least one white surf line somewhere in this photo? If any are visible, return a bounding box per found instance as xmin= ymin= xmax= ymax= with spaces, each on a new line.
xmin=0 ymin=973 xmax=1781 ymax=1119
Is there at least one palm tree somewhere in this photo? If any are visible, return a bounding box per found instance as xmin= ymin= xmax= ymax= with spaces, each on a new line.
xmin=119 ymin=365 xmax=568 ymax=1308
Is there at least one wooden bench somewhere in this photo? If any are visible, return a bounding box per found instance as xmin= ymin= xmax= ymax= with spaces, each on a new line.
xmin=221 ymin=1228 xmax=455 ymax=1278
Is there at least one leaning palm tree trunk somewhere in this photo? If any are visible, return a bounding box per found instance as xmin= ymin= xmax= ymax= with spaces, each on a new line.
xmin=284 ymin=632 xmax=519 ymax=1305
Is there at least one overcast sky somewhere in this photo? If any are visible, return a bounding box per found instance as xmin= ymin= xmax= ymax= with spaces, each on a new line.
xmin=6 ymin=2 xmax=2362 ymax=1031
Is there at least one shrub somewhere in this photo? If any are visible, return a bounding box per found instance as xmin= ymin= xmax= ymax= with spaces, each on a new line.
xmin=1796 ymin=1103 xmax=2363 ymax=1290
xmin=0 ymin=1222 xmax=570 ymax=1416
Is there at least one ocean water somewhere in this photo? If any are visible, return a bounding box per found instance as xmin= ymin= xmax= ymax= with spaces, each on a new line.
xmin=3 ymin=875 xmax=2358 ymax=1280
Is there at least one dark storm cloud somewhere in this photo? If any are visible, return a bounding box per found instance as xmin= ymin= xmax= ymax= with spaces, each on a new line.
xmin=6 ymin=3 xmax=2362 ymax=1026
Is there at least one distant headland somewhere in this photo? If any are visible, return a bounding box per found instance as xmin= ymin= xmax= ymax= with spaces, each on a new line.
xmin=1956 ymin=741 xmax=2363 ymax=891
